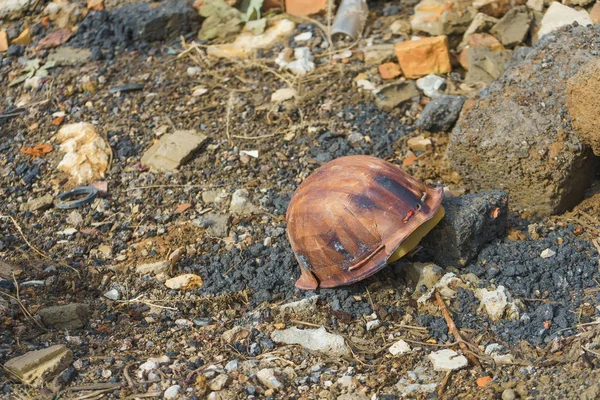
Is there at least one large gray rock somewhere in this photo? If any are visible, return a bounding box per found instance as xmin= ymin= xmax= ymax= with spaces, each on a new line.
xmin=422 ymin=191 xmax=508 ymax=267
xmin=448 ymin=24 xmax=600 ymax=216
xmin=38 ymin=303 xmax=90 ymax=330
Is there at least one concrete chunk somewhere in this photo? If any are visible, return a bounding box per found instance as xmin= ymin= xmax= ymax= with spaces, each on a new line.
xmin=271 ymin=326 xmax=350 ymax=357
xmin=4 ymin=345 xmax=73 ymax=386
xmin=423 ymin=191 xmax=508 ymax=267
xmin=38 ymin=303 xmax=90 ymax=330
xmin=428 ymin=349 xmax=468 ymax=371
xmin=141 ymin=130 xmax=207 ymax=172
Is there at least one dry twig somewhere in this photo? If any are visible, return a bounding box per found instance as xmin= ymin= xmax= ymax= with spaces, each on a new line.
xmin=434 ymin=290 xmax=482 ymax=369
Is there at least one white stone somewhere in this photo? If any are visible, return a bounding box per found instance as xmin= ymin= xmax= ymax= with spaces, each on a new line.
xmin=175 ymin=319 xmax=193 ymax=327
xmin=294 ymin=31 xmax=313 ymax=42
xmin=276 ymin=296 xmax=319 ymax=315
xmin=540 ymin=248 xmax=556 ymax=258
xmin=356 ymin=79 xmax=376 ymax=91
xmin=416 ymin=74 xmax=446 ymax=98
xmin=230 ymin=189 xmax=259 ymax=215
xmin=271 ymin=88 xmax=297 ymax=102
xmin=225 ymin=359 xmax=238 ymax=372
xmin=537 ymin=2 xmax=592 ymax=39
xmin=389 ymin=340 xmax=412 ymax=356
xmin=493 ymin=354 xmax=515 ymax=365
xmin=428 ymin=349 xmax=468 ymax=371
xmin=476 ymin=285 xmax=520 ymax=321
xmin=271 ymin=326 xmax=350 ymax=357
xmin=137 ymin=359 xmax=159 ymax=378
xmin=0 ymin=0 xmax=34 ymax=19
xmin=484 ymin=343 xmax=505 ymax=355
xmin=59 ymin=228 xmax=78 ymax=236
xmin=164 ymin=385 xmax=181 ymax=399
xmin=256 ymin=368 xmax=283 ymax=389
xmin=103 ymin=289 xmax=120 ymax=301
xmin=526 ymin=0 xmax=544 ymax=11
xmin=192 ymin=87 xmax=208 ymax=96
xmin=366 ymin=320 xmax=381 ymax=331
xmin=210 ymin=374 xmax=229 ymax=391
xmin=240 ymin=150 xmax=259 ymax=158
xmin=287 ymin=47 xmax=315 ymax=75
xmin=337 ymin=375 xmax=356 ymax=389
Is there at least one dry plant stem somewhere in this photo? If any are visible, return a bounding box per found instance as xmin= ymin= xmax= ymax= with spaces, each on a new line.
xmin=1 ymin=215 xmax=47 ymax=259
xmin=70 ymin=388 xmax=116 ymax=400
xmin=434 ymin=290 xmax=482 ymax=369
xmin=437 ymin=370 xmax=452 ymax=398
xmin=124 ymin=392 xmax=162 ymax=399
xmin=0 ymin=214 xmax=80 ymax=277
xmin=226 ymin=92 xmax=234 ymax=145
xmin=291 ymin=319 xmax=322 ymax=328
xmin=0 ymin=274 xmax=46 ymax=331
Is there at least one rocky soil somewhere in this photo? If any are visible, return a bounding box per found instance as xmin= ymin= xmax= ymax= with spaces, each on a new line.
xmin=1 ymin=0 xmax=600 ymax=399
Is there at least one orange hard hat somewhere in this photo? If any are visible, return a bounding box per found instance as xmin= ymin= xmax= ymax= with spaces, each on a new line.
xmin=286 ymin=155 xmax=444 ymax=290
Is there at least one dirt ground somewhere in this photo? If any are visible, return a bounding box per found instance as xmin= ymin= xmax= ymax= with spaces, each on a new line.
xmin=2 ymin=1 xmax=600 ymax=400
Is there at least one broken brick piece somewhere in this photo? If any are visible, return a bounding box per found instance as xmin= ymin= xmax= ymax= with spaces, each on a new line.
xmin=378 ymin=62 xmax=402 ymax=80
xmin=395 ymin=36 xmax=451 ymax=79
xmin=285 ymin=0 xmax=327 ymax=16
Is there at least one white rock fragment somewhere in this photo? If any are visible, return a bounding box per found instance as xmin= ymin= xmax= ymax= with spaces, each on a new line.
xmin=476 ymin=286 xmax=520 ymax=321
xmin=164 ymin=384 xmax=181 ymax=399
xmin=417 ymin=272 xmax=463 ymax=304
xmin=271 ymin=326 xmax=350 ymax=357
xmin=54 ymin=123 xmax=111 ymax=186
xmin=389 ymin=339 xmax=412 ymax=356
xmin=537 ymin=2 xmax=592 ymax=39
xmin=138 ymin=359 xmax=159 ymax=378
xmin=175 ymin=319 xmax=193 ymax=327
xmin=271 ymin=88 xmax=297 ymax=102
xmin=192 ymin=87 xmax=208 ymax=96
xmin=207 ymin=19 xmax=296 ymax=59
xmin=337 ymin=375 xmax=356 ymax=389
xmin=540 ymin=248 xmax=556 ymax=258
xmin=416 ymin=74 xmax=446 ymax=98
xmin=256 ymin=368 xmax=283 ymax=389
xmin=210 ymin=374 xmax=229 ymax=391
xmin=287 ymin=47 xmax=315 ymax=76
xmin=366 ymin=319 xmax=381 ymax=331
xmin=103 ymin=289 xmax=120 ymax=301
xmin=276 ymin=295 xmax=319 ymax=315
xmin=356 ymin=79 xmax=376 ymax=91
xmin=294 ymin=31 xmax=313 ymax=42
xmin=230 ymin=189 xmax=259 ymax=215
xmin=240 ymin=150 xmax=259 ymax=158
xmin=428 ymin=349 xmax=468 ymax=371
xmin=59 ymin=228 xmax=78 ymax=236
xmin=165 ymin=274 xmax=203 ymax=290
xmin=484 ymin=343 xmax=505 ymax=355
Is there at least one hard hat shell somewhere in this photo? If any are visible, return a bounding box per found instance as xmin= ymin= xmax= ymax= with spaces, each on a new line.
xmin=286 ymin=155 xmax=443 ymax=290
